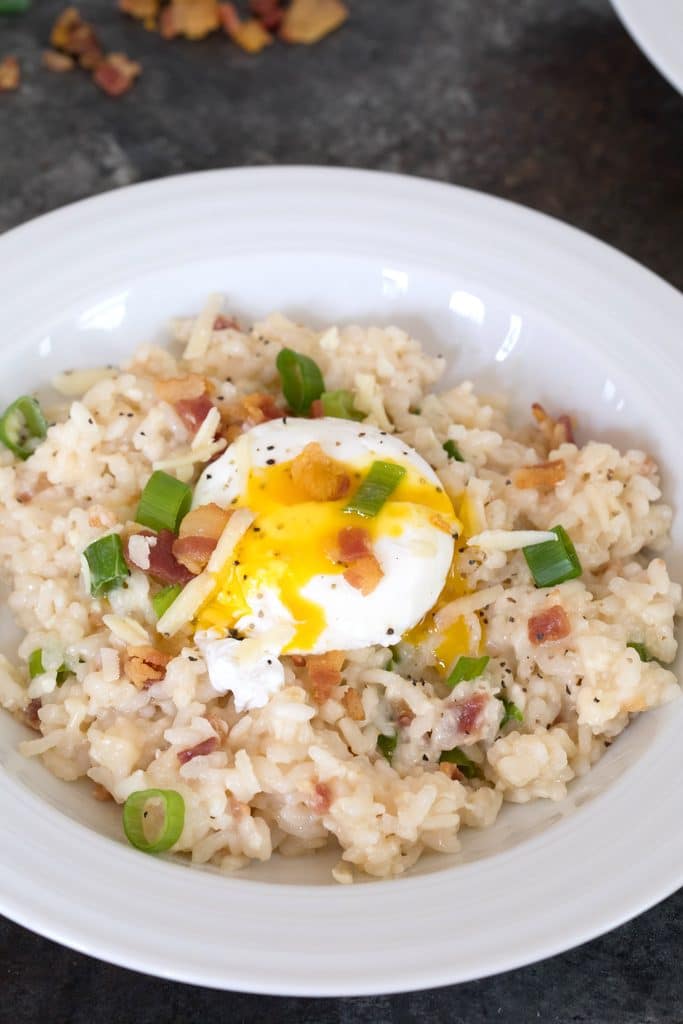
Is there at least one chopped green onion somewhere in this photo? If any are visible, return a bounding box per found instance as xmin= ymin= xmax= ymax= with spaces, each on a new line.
xmin=0 ymin=396 xmax=47 ymax=460
xmin=443 ymin=440 xmax=464 ymax=462
xmin=0 ymin=0 xmax=31 ymax=13
xmin=500 ymin=698 xmax=523 ymax=728
xmin=152 ymin=584 xmax=183 ymax=619
xmin=439 ymin=747 xmax=478 ymax=779
xmin=384 ymin=644 xmax=400 ymax=671
xmin=627 ymin=642 xmax=655 ymax=662
xmin=276 ymin=348 xmax=325 ymax=415
xmin=345 ymin=460 xmax=407 ymax=517
xmin=446 ymin=655 xmax=489 ymax=688
xmin=377 ymin=733 xmax=398 ymax=762
xmin=523 ymin=525 xmax=582 ymax=588
xmin=28 ymin=649 xmax=70 ymax=686
xmin=136 ymin=471 xmax=192 ymax=534
xmin=122 ymin=788 xmax=185 ymax=854
xmin=321 ymin=389 xmax=365 ymax=421
xmin=84 ymin=534 xmax=130 ymax=597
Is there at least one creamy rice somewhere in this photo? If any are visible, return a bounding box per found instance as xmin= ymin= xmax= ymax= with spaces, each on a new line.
xmin=0 ymin=304 xmax=679 ymax=880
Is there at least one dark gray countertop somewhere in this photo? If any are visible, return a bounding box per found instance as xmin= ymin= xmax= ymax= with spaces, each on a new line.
xmin=1 ymin=0 xmax=682 ymax=1019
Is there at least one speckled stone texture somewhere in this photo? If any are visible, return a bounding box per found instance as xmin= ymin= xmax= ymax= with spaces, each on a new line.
xmin=1 ymin=0 xmax=682 ymax=1018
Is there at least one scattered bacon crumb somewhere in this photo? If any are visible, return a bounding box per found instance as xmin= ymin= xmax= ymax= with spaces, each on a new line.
xmin=0 ymin=57 xmax=20 ymax=93
xmin=310 ymin=398 xmax=324 ymax=418
xmin=119 ymin=0 xmax=160 ymax=24
xmin=163 ymin=0 xmax=220 ymax=39
xmin=172 ymin=535 xmax=217 ymax=575
xmin=343 ymin=554 xmax=383 ymax=596
xmin=125 ymin=528 xmax=193 ymax=584
xmin=396 ymin=701 xmax=414 ymax=729
xmin=155 ymin=373 xmax=207 ymax=404
xmin=451 ymin=691 xmax=487 ymax=736
xmin=514 ymin=459 xmax=566 ymax=490
xmin=249 ymin=0 xmax=283 ymax=31
xmin=42 ymin=49 xmax=76 ymax=72
xmin=179 ymin=503 xmax=231 ymax=541
xmin=22 ymin=699 xmax=42 ymax=732
xmin=222 ymin=392 xmax=282 ymax=432
xmin=439 ymin=762 xmax=464 ymax=782
xmin=93 ymin=52 xmax=141 ymax=96
xmin=341 ymin=688 xmax=364 ymax=721
xmin=175 ymin=393 xmax=215 ymax=433
xmin=178 ymin=736 xmax=218 ymax=764
xmin=280 ymin=0 xmax=348 ymax=44
xmin=50 ymin=8 xmax=104 ymax=69
xmin=213 ymin=314 xmax=240 ymax=331
xmin=290 ymin=654 xmax=306 ymax=667
xmin=310 ymin=781 xmax=332 ymax=814
xmin=528 ymin=605 xmax=571 ymax=646
xmin=337 ymin=526 xmax=372 ymax=562
xmin=290 ymin=442 xmax=350 ymax=501
xmin=123 ymin=644 xmax=171 ymax=688
xmin=531 ymin=403 xmax=575 ymax=448
xmin=306 ymin=651 xmax=345 ymax=704
xmin=219 ymin=4 xmax=273 ymax=52
xmin=93 ymin=783 xmax=113 ymax=801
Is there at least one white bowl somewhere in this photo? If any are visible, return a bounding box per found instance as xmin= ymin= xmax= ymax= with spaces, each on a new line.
xmin=612 ymin=0 xmax=683 ymax=94
xmin=1 ymin=167 xmax=682 ymax=995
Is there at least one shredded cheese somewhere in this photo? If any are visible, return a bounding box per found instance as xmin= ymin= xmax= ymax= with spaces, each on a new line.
xmin=435 ymin=585 xmax=504 ymax=629
xmin=153 ymin=437 xmax=226 ymax=471
xmin=191 ymin=405 xmax=221 ymax=452
xmin=467 ymin=529 xmax=557 ymax=552
xmin=207 ymin=507 xmax=254 ymax=573
xmin=103 ymin=614 xmax=150 ymax=646
xmin=183 ymin=293 xmax=224 ymax=361
xmin=52 ymin=367 xmax=118 ymax=397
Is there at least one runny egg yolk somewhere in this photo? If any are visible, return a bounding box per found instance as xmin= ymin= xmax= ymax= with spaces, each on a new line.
xmin=196 ymin=456 xmax=456 ymax=652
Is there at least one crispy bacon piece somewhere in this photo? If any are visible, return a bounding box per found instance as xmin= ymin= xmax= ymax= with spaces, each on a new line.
xmin=213 ymin=314 xmax=239 ymax=330
xmin=179 ymin=502 xmax=231 ymax=540
xmin=337 ymin=526 xmax=372 ymax=562
xmin=396 ymin=701 xmax=414 ymax=729
xmin=307 ymin=651 xmax=345 ymax=704
xmin=175 ymin=393 xmax=215 ymax=433
xmin=310 ymin=781 xmax=332 ymax=814
xmin=310 ymin=398 xmax=324 ymax=418
xmin=290 ymin=654 xmax=306 ymax=668
xmin=172 ymin=535 xmax=217 ymax=574
xmin=0 ymin=56 xmax=20 ymax=92
xmin=93 ymin=53 xmax=141 ymax=96
xmin=50 ymin=9 xmax=104 ymax=69
xmin=341 ymin=687 xmax=364 ymax=721
xmin=279 ymin=0 xmax=348 ymax=44
xmin=42 ymin=49 xmax=76 ymax=72
xmin=119 ymin=0 xmax=160 ymax=23
xmin=155 ymin=373 xmax=207 ymax=404
xmin=218 ymin=2 xmax=273 ymax=51
xmin=514 ymin=459 xmax=566 ymax=490
xmin=162 ymin=0 xmax=220 ymax=39
xmin=249 ymin=0 xmax=283 ymax=30
xmin=343 ymin=554 xmax=383 ymax=596
xmin=528 ymin=605 xmax=571 ymax=645
xmin=178 ymin=736 xmax=219 ymax=765
xmin=222 ymin=391 xmax=282 ymax=433
xmin=125 ymin=528 xmax=194 ymax=585
xmin=290 ymin=442 xmax=350 ymax=501
xmin=531 ymin=403 xmax=575 ymax=448
xmin=124 ymin=645 xmax=171 ymax=688
xmin=451 ymin=691 xmax=487 ymax=736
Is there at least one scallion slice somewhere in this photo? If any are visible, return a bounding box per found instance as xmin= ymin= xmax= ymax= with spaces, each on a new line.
xmin=28 ymin=648 xmax=70 ymax=686
xmin=500 ymin=698 xmax=523 ymax=728
xmin=443 ymin=440 xmax=464 ymax=462
xmin=446 ymin=655 xmax=489 ymax=688
xmin=0 ymin=0 xmax=31 ymax=13
xmin=345 ymin=461 xmax=407 ymax=517
xmin=136 ymin=471 xmax=192 ymax=534
xmin=83 ymin=534 xmax=130 ymax=597
xmin=523 ymin=525 xmax=582 ymax=588
xmin=152 ymin=584 xmax=183 ymax=619
xmin=439 ymin=746 xmax=478 ymax=778
xmin=377 ymin=733 xmax=397 ymax=762
xmin=122 ymin=788 xmax=185 ymax=854
xmin=276 ymin=348 xmax=325 ymax=415
xmin=627 ymin=642 xmax=654 ymax=662
xmin=321 ymin=389 xmax=365 ymax=421
xmin=0 ymin=396 xmax=47 ymax=460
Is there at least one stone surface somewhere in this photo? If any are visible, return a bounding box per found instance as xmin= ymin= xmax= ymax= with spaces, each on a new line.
xmin=1 ymin=0 xmax=682 ymax=1019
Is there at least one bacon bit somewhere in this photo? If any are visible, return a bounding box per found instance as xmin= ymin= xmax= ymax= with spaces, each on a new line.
xmin=93 ymin=53 xmax=141 ymax=96
xmin=290 ymin=442 xmax=350 ymax=501
xmin=22 ymin=699 xmax=42 ymax=732
xmin=528 ymin=605 xmax=571 ymax=646
xmin=249 ymin=0 xmax=283 ymax=31
xmin=179 ymin=502 xmax=231 ymax=541
xmin=396 ymin=701 xmax=414 ymax=729
xmin=42 ymin=49 xmax=75 ymax=72
xmin=172 ymin=535 xmax=217 ymax=575
xmin=341 ymin=688 xmax=364 ymax=721
xmin=310 ymin=398 xmax=324 ymax=418
xmin=159 ymin=4 xmax=178 ymax=37
xmin=291 ymin=654 xmax=306 ymax=667
xmin=343 ymin=554 xmax=383 ymax=595
xmin=514 ymin=459 xmax=566 ymax=490
xmin=337 ymin=526 xmax=372 ymax=562
xmin=119 ymin=0 xmax=160 ymax=23
xmin=175 ymin=393 xmax=215 ymax=433
xmin=177 ymin=736 xmax=219 ymax=764
xmin=451 ymin=691 xmax=487 ymax=735
xmin=222 ymin=391 xmax=282 ymax=432
xmin=162 ymin=0 xmax=220 ymax=39
xmin=310 ymin=781 xmax=332 ymax=814
xmin=155 ymin=373 xmax=207 ymax=404
xmin=50 ymin=9 xmax=104 ymax=69
xmin=280 ymin=0 xmax=348 ymax=44
xmin=307 ymin=651 xmax=345 ymax=704
xmin=123 ymin=644 xmax=171 ymax=688
xmin=0 ymin=57 xmax=20 ymax=93
xmin=213 ymin=314 xmax=240 ymax=330
xmin=125 ymin=528 xmax=194 ymax=584
xmin=218 ymin=3 xmax=273 ymax=51
xmin=93 ymin=783 xmax=113 ymax=801
xmin=439 ymin=762 xmax=464 ymax=782
xmin=531 ymin=403 xmax=575 ymax=448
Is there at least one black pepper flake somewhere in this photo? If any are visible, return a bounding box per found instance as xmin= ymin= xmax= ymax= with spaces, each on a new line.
xmin=594 ymin=697 xmax=600 ymax=703
xmin=508 ymin=616 xmax=516 ymax=623
xmin=468 ymin=559 xmax=476 ymax=566
xmin=387 ymin=628 xmax=395 ymax=635
xmin=87 ymin=418 xmax=94 ymax=425
xmin=266 ymin=445 xmax=275 ymax=451
xmin=505 ymin=479 xmax=511 ymax=486
xmin=206 ymin=474 xmax=212 ymax=479
xmin=266 ymin=459 xmax=275 ymax=466
xmin=233 ymin=560 xmax=240 ymax=566
xmin=188 ymin=656 xmax=198 ymax=662
xmin=127 ymin=412 xmax=134 ymax=418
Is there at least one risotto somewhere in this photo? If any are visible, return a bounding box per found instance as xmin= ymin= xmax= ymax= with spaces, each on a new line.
xmin=0 ymin=298 xmax=679 ymax=881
